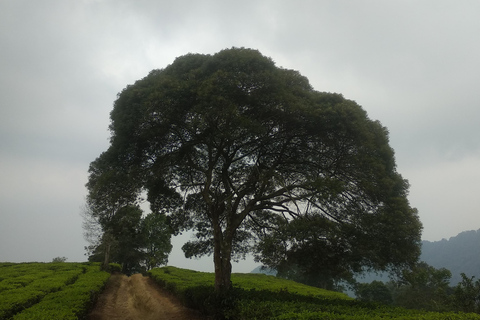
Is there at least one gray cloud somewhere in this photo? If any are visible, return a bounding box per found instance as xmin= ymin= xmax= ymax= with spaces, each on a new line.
xmin=1 ymin=0 xmax=480 ymax=269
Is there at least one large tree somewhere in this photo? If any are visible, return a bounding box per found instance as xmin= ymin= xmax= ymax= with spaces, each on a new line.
xmin=87 ymin=47 xmax=422 ymax=292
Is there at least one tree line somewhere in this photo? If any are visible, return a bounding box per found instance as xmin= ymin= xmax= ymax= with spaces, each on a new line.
xmin=82 ymin=204 xmax=172 ymax=275
xmin=355 ymin=261 xmax=480 ymax=313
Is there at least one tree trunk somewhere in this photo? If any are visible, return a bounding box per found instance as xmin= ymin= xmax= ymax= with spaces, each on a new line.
xmin=214 ymin=252 xmax=232 ymax=292
xmin=102 ymin=232 xmax=113 ymax=271
xmin=213 ymin=223 xmax=233 ymax=292
xmin=102 ymin=242 xmax=111 ymax=271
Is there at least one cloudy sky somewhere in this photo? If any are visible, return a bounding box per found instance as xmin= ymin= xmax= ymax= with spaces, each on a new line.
xmin=1 ymin=0 xmax=479 ymax=272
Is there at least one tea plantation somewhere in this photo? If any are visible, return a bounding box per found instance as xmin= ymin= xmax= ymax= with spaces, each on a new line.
xmin=0 ymin=262 xmax=110 ymax=319
xmin=149 ymin=266 xmax=480 ymax=320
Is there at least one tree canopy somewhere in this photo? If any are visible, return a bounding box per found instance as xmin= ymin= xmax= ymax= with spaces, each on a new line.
xmin=86 ymin=47 xmax=422 ymax=291
xmin=82 ymin=202 xmax=172 ymax=275
xmin=392 ymin=261 xmax=452 ymax=311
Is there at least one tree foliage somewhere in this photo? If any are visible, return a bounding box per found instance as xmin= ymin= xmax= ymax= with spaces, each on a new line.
xmin=86 ymin=47 xmax=422 ymax=291
xmin=355 ymin=280 xmax=393 ymax=305
xmin=452 ymin=273 xmax=480 ymax=313
xmin=51 ymin=256 xmax=67 ymax=263
xmin=82 ymin=202 xmax=172 ymax=274
xmin=141 ymin=213 xmax=172 ymax=270
xmin=355 ymin=267 xmax=480 ymax=313
xmin=390 ymin=261 xmax=452 ymax=311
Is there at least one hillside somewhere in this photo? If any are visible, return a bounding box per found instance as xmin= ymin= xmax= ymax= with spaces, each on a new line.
xmin=149 ymin=266 xmax=480 ymax=319
xmin=421 ymin=229 xmax=480 ymax=285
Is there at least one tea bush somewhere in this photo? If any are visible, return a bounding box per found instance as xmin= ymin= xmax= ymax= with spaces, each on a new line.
xmin=0 ymin=262 xmax=109 ymax=319
xmin=149 ymin=266 xmax=480 ymax=320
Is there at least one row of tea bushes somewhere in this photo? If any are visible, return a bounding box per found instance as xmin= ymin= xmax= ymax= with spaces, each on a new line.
xmin=148 ymin=266 xmax=480 ymax=320
xmin=0 ymin=262 xmax=110 ymax=319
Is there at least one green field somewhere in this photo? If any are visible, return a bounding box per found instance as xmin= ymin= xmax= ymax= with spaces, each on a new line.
xmin=148 ymin=266 xmax=480 ymax=320
xmin=0 ymin=262 xmax=110 ymax=320
xmin=3 ymin=263 xmax=480 ymax=319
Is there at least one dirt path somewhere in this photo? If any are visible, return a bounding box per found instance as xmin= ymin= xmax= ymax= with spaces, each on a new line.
xmin=88 ymin=273 xmax=206 ymax=320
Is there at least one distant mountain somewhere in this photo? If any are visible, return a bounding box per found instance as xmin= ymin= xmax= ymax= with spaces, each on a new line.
xmin=421 ymin=229 xmax=480 ymax=285
xmin=250 ymin=265 xmax=277 ymax=276
xmin=357 ymin=229 xmax=480 ymax=286
xmin=251 ymin=229 xmax=480 ymax=286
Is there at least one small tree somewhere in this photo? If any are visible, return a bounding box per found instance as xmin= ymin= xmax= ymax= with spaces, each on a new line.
xmin=141 ymin=213 xmax=173 ymax=270
xmin=452 ymin=273 xmax=480 ymax=313
xmin=355 ymin=280 xmax=393 ymax=304
xmin=392 ymin=262 xmax=452 ymax=311
xmin=109 ymin=205 xmax=145 ymax=274
xmin=81 ymin=202 xmax=103 ymax=258
xmin=82 ymin=201 xmax=172 ymax=274
xmin=52 ymin=256 xmax=67 ymax=263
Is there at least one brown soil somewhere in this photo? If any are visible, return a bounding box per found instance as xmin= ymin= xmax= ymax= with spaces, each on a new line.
xmin=88 ymin=273 xmax=206 ymax=320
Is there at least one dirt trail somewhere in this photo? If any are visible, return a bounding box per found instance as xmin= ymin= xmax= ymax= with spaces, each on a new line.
xmin=88 ymin=273 xmax=205 ymax=320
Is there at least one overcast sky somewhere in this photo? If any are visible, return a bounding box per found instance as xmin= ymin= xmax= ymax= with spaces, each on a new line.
xmin=1 ymin=0 xmax=479 ymax=272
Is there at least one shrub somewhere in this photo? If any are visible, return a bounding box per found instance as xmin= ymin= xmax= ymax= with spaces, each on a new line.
xmin=107 ymin=263 xmax=122 ymax=273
